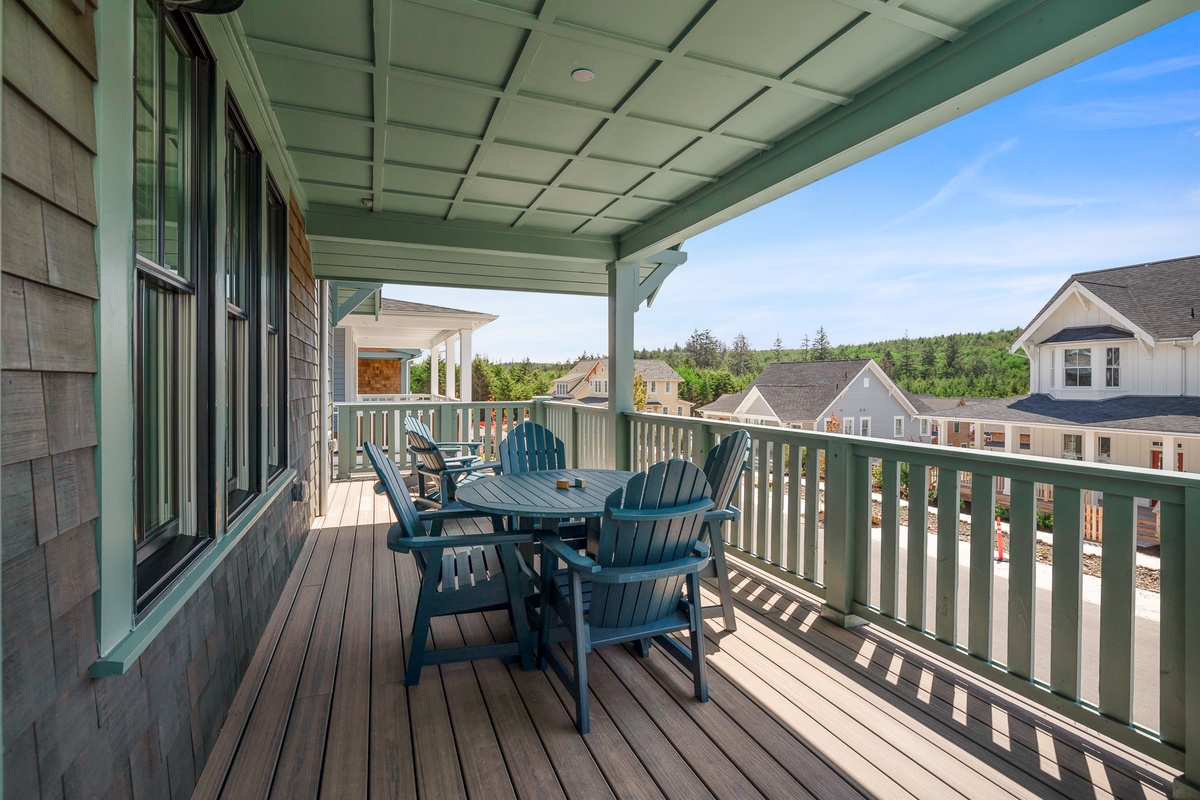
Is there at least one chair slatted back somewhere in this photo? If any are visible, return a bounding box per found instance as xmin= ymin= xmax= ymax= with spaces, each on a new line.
xmin=591 ymin=460 xmax=711 ymax=630
xmin=406 ymin=429 xmax=449 ymax=473
xmin=703 ymin=429 xmax=751 ymax=512
xmin=500 ymin=422 xmax=567 ymax=474
xmin=365 ymin=441 xmax=428 ymax=573
xmin=404 ymin=416 xmax=436 ymax=443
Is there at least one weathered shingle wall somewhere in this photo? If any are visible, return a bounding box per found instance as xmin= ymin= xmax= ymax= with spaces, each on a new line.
xmin=1 ymin=2 xmax=318 ymax=797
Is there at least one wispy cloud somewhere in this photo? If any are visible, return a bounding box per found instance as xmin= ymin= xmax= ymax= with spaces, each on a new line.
xmin=1037 ymin=90 xmax=1200 ymax=129
xmin=882 ymin=139 xmax=1017 ymax=228
xmin=1085 ymin=53 xmax=1200 ymax=82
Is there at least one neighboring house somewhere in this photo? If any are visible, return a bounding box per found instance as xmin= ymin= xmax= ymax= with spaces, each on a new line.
xmin=921 ymin=255 xmax=1200 ymax=475
xmin=697 ymin=359 xmax=931 ymax=441
xmin=919 ymin=255 xmax=1200 ymax=535
xmin=553 ymin=359 xmax=693 ymax=416
xmin=917 ymin=395 xmax=975 ymax=447
xmin=333 ymin=292 xmax=496 ymax=402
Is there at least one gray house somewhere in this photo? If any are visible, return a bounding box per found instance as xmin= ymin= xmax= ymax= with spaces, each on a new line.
xmin=697 ymin=359 xmax=931 ymax=441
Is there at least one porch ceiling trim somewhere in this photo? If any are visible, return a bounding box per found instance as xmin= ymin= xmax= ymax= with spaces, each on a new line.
xmin=616 ymin=0 xmax=1196 ymax=261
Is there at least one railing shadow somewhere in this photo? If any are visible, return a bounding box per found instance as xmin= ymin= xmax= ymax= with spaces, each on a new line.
xmin=705 ymin=559 xmax=1173 ymax=800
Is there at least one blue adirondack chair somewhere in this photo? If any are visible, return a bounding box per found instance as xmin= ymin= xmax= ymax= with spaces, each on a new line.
xmin=700 ymin=430 xmax=751 ymax=631
xmin=498 ymin=422 xmax=586 ymax=543
xmin=406 ymin=426 xmax=498 ymax=509
xmin=536 ymin=459 xmax=714 ymax=733
xmin=404 ymin=416 xmax=484 ymax=466
xmin=365 ymin=442 xmax=536 ymax=686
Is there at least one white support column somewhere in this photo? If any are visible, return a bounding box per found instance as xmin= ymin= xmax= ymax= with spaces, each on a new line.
xmin=401 ymin=358 xmax=411 ymax=395
xmin=608 ymin=261 xmax=638 ymax=470
xmin=1084 ymin=431 xmax=1097 ymax=463
xmin=1165 ymin=436 xmax=1179 ymax=471
xmin=346 ymin=330 xmax=360 ymax=401
xmin=459 ymin=327 xmax=473 ymax=401
xmin=974 ymin=421 xmax=984 ymax=450
xmin=446 ymin=334 xmax=458 ymax=400
xmin=1003 ymin=424 xmax=1014 ymax=495
xmin=431 ymin=342 xmax=441 ymax=397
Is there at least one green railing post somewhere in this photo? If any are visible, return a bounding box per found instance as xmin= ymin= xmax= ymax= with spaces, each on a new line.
xmin=531 ymin=395 xmax=550 ymax=427
xmin=1177 ymin=487 xmax=1200 ymax=799
xmin=436 ymin=401 xmax=457 ymax=444
xmin=820 ymin=438 xmax=866 ymax=627
xmin=695 ymin=421 xmax=717 ymax=470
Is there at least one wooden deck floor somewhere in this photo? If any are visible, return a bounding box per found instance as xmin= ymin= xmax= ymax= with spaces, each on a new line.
xmin=193 ymin=478 xmax=1176 ymax=800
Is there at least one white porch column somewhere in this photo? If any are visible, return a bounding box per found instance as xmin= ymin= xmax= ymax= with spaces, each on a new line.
xmin=1164 ymin=436 xmax=1179 ymax=471
xmin=446 ymin=334 xmax=458 ymax=400
xmin=1084 ymin=431 xmax=1097 ymax=463
xmin=974 ymin=421 xmax=984 ymax=450
xmin=346 ymin=329 xmax=360 ymax=401
xmin=608 ymin=261 xmax=638 ymax=470
xmin=1002 ymin=424 xmax=1014 ymax=494
xmin=401 ymin=359 xmax=411 ymax=395
xmin=459 ymin=327 xmax=473 ymax=401
xmin=431 ymin=343 xmax=441 ymax=397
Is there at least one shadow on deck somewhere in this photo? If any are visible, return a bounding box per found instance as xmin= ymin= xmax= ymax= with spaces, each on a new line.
xmin=192 ymin=478 xmax=1174 ymax=800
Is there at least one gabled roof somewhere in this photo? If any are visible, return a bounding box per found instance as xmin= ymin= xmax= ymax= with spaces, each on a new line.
xmin=556 ymin=359 xmax=684 ymax=385
xmin=378 ymin=297 xmax=490 ymax=317
xmin=698 ymin=388 xmax=750 ymax=416
xmin=749 ymin=360 xmax=872 ymax=422
xmin=939 ymin=394 xmax=1200 ymax=436
xmin=1038 ymin=325 xmax=1135 ymax=345
xmin=1023 ymin=255 xmax=1200 ymax=344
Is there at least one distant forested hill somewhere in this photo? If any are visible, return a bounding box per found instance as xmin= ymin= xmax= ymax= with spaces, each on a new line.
xmin=410 ymin=328 xmax=1030 ymax=405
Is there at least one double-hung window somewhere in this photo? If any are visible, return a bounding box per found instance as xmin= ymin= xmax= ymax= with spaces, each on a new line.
xmin=1105 ymin=347 xmax=1120 ymax=387
xmin=894 ymin=417 xmax=905 ymax=437
xmin=266 ymin=182 xmax=288 ymax=477
xmin=1065 ymin=348 xmax=1091 ymax=386
xmin=225 ymin=100 xmax=262 ymax=519
xmin=133 ymin=3 xmax=214 ymax=613
xmin=860 ymin=418 xmax=871 ymax=437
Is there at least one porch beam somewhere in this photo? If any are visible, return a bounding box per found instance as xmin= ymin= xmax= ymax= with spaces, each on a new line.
xmin=306 ymin=203 xmax=615 ymax=263
xmin=617 ymin=0 xmax=1197 ymax=261
xmin=369 ymin=0 xmax=392 ymax=212
xmin=608 ymin=261 xmax=638 ymax=470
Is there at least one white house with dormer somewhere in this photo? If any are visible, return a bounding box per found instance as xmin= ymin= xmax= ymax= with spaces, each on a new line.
xmin=919 ymin=255 xmax=1200 ymax=536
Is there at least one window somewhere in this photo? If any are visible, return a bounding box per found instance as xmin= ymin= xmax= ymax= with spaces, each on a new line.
xmin=952 ymin=421 xmax=961 ymax=434
xmin=266 ymin=181 xmax=288 ymax=478
xmin=225 ymin=99 xmax=262 ymax=519
xmin=1098 ymin=436 xmax=1112 ymax=463
xmin=919 ymin=419 xmax=929 ymax=437
xmin=133 ymin=3 xmax=214 ymax=613
xmin=1063 ymin=434 xmax=1083 ymax=460
xmin=1065 ymin=348 xmax=1091 ymax=386
xmin=593 ymin=379 xmax=601 ymax=393
xmin=604 ymin=380 xmax=608 ymax=393
xmin=843 ymin=417 xmax=854 ymax=434
xmin=677 ymin=406 xmax=683 ymax=415
xmin=1050 ymin=349 xmax=1056 ymax=389
xmin=860 ymin=418 xmax=871 ymax=437
xmin=1106 ymin=347 xmax=1120 ymax=387
xmin=665 ymin=381 xmax=671 ymax=393
xmin=863 ymin=377 xmax=870 ymax=388
xmin=1019 ymin=433 xmax=1031 ymax=450
xmin=894 ymin=417 xmax=905 ymax=437
xmin=650 ymin=381 xmax=657 ymax=393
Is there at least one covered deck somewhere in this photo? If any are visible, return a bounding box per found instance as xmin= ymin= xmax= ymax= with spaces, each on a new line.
xmin=192 ymin=477 xmax=1174 ymax=799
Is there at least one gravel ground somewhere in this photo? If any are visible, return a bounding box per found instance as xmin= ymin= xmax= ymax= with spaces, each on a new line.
xmin=867 ymin=498 xmax=1161 ymax=594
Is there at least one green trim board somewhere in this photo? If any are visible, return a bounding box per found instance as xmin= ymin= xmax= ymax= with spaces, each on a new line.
xmin=92 ymin=470 xmax=297 ymax=675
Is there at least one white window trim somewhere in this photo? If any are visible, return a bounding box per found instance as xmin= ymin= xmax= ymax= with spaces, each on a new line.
xmin=919 ymin=418 xmax=929 ymax=436
xmin=894 ymin=416 xmax=905 ymax=437
xmin=650 ymin=380 xmax=657 ymax=393
xmin=860 ymin=417 xmax=871 ymax=437
xmin=1106 ymin=346 xmax=1121 ymax=388
xmin=843 ymin=416 xmax=854 ymax=434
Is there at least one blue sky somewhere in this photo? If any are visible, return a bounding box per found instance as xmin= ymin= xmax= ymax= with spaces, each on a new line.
xmin=385 ymin=11 xmax=1200 ymax=363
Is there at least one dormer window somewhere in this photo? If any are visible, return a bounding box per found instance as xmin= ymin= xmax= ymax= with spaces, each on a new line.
xmin=1064 ymin=348 xmax=1091 ymax=387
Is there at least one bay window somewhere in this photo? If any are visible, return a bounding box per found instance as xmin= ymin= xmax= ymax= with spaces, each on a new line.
xmin=1065 ymin=348 xmax=1091 ymax=386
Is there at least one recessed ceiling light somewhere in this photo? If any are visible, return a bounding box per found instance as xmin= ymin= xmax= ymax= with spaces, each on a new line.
xmin=571 ymin=68 xmax=595 ymax=82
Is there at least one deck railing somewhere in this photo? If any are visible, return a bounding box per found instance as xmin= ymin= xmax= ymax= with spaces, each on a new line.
xmin=337 ymin=398 xmax=1199 ymax=793
xmin=332 ymin=400 xmax=534 ymax=477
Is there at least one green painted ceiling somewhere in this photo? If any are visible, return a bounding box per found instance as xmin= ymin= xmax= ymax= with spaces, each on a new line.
xmin=236 ymin=0 xmax=1198 ymax=295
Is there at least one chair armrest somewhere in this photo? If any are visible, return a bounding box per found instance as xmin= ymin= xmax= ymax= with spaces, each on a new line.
xmin=704 ymin=506 xmax=740 ymax=524
xmin=392 ymin=531 xmax=537 ymax=552
xmin=435 ymin=441 xmax=484 ymax=452
xmin=609 ymin=498 xmax=713 ymax=522
xmin=442 ymin=461 xmax=500 ymax=476
xmin=537 ymin=534 xmax=601 ymax=574
xmin=417 ymin=504 xmax=491 ymax=524
xmin=591 ymin=549 xmax=710 ymax=584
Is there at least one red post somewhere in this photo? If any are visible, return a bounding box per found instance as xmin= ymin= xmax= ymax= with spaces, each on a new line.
xmin=995 ymin=516 xmax=1005 ymax=562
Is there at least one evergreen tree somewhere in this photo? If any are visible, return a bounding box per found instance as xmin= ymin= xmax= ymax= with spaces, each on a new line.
xmin=771 ymin=334 xmax=783 ymax=362
xmin=881 ymin=350 xmax=896 ymax=377
xmin=920 ymin=339 xmax=937 ymax=379
xmin=728 ymin=332 xmax=754 ymax=375
xmin=812 ymin=327 xmax=831 ymax=360
xmin=942 ymin=334 xmax=960 ymax=377
xmin=684 ymin=328 xmax=725 ymax=368
xmin=800 ymin=334 xmax=811 ymax=361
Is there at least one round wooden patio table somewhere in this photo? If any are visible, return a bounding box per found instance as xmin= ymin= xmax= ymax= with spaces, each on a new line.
xmin=455 ymin=469 xmax=635 ymax=520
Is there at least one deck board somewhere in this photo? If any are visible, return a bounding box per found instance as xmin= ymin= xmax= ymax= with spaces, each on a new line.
xmin=193 ymin=477 xmax=1176 ymax=800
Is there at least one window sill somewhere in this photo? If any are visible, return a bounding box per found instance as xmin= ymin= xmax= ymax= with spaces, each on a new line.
xmin=91 ymin=468 xmax=298 ymax=677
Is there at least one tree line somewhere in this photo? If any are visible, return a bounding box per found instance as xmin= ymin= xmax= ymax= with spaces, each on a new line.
xmin=407 ymin=326 xmax=1030 ymax=405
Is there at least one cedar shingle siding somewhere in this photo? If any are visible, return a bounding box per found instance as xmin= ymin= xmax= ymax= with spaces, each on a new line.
xmin=2 ymin=3 xmax=318 ymax=796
